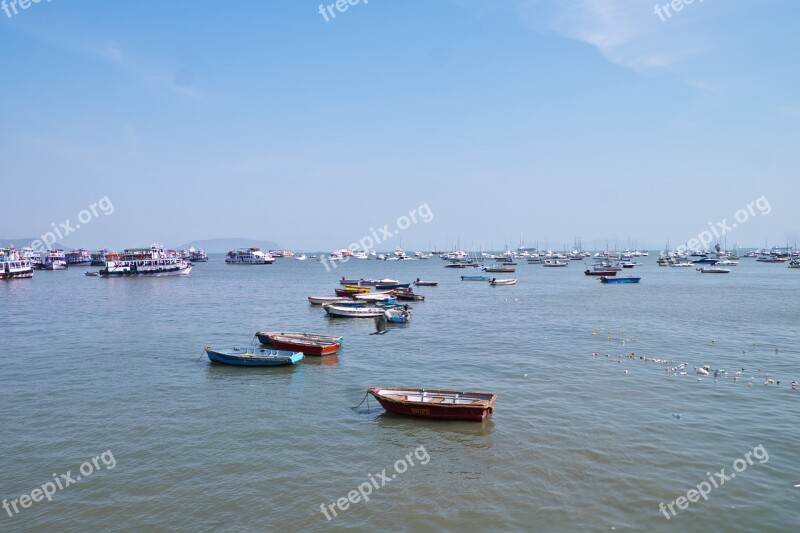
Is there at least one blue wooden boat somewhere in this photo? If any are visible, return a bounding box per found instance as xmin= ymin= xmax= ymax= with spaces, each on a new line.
xmin=600 ymin=276 xmax=641 ymax=284
xmin=461 ymin=275 xmax=489 ymax=281
xmin=205 ymin=346 xmax=303 ymax=366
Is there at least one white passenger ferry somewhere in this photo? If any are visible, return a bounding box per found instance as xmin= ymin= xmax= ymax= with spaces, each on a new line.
xmin=0 ymin=248 xmax=34 ymax=280
xmin=225 ymin=248 xmax=275 ymax=264
xmin=100 ymin=244 xmax=193 ymax=277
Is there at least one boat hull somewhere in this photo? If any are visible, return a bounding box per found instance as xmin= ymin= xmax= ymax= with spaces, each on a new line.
xmin=585 ymin=270 xmax=617 ymax=276
xmin=205 ymin=347 xmax=303 ymax=366
xmin=256 ymin=331 xmax=343 ymax=346
xmin=367 ymin=387 xmax=495 ymax=422
xmin=600 ymin=276 xmax=641 ymax=284
xmin=266 ymin=335 xmax=340 ymax=356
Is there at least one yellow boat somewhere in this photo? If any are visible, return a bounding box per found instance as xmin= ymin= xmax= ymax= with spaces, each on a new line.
xmin=344 ymin=285 xmax=371 ymax=293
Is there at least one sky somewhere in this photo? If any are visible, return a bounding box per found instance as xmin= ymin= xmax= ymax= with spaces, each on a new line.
xmin=1 ymin=0 xmax=798 ymax=252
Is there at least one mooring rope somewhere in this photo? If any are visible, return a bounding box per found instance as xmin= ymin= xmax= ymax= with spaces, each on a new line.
xmin=352 ymin=390 xmax=370 ymax=412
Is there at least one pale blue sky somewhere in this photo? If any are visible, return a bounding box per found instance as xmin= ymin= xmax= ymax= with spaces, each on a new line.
xmin=1 ymin=0 xmax=798 ymax=251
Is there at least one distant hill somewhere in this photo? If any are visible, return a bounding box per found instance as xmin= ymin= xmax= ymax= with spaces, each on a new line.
xmin=175 ymin=238 xmax=281 ymax=253
xmin=1 ymin=238 xmax=65 ymax=250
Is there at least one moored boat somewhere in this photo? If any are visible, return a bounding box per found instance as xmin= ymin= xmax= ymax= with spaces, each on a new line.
xmin=374 ymin=282 xmax=411 ymax=290
xmin=324 ymin=305 xmax=386 ymax=318
xmin=483 ymin=264 xmax=515 ymax=273
xmin=696 ymin=267 xmax=731 ymax=274
xmin=308 ymin=296 xmax=353 ymax=305
xmin=489 ymin=277 xmax=517 ymax=286
xmin=461 ymin=275 xmax=489 ymax=281
xmin=99 ymin=245 xmax=192 ymax=277
xmin=65 ymin=248 xmax=93 ymax=266
xmin=383 ymin=307 xmax=411 ymax=323
xmin=393 ymin=288 xmax=425 ymax=301
xmin=543 ymin=259 xmax=568 ymax=267
xmin=600 ymin=276 xmax=641 ymax=284
xmin=205 ymin=346 xmax=303 ymax=366
xmin=414 ymin=278 xmax=438 ymax=286
xmin=584 ymin=269 xmax=617 ymax=276
xmin=262 ymin=333 xmax=341 ymax=356
xmin=256 ymin=331 xmax=343 ymax=346
xmin=225 ymin=248 xmax=275 ymax=264
xmin=1 ymin=251 xmax=34 ymax=280
xmin=367 ymin=387 xmax=496 ymax=421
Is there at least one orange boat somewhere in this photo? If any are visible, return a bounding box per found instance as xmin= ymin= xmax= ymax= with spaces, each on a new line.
xmin=367 ymin=387 xmax=496 ymax=421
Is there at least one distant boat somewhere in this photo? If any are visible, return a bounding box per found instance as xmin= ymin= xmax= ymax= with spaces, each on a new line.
xmin=295 ymin=254 xmax=308 ymax=261
xmin=359 ymin=278 xmax=399 ymax=286
xmin=339 ymin=277 xmax=363 ymax=285
xmin=261 ymin=333 xmax=341 ymax=356
xmin=461 ymin=275 xmax=489 ymax=281
xmin=324 ymin=305 xmax=386 ymax=318
xmin=414 ymin=278 xmax=438 ymax=286
xmin=584 ymin=269 xmax=617 ymax=276
xmin=543 ymin=259 xmax=568 ymax=267
xmin=393 ymin=288 xmax=425 ymax=301
xmin=307 ymin=296 xmax=352 ymax=305
xmin=696 ymin=267 xmax=731 ymax=274
xmin=489 ymin=277 xmax=517 ymax=286
xmin=204 ymin=346 xmax=303 ymax=366
xmin=483 ymin=264 xmax=515 ymax=273
xmin=789 ymin=260 xmax=800 ymax=269
xmin=353 ymin=292 xmax=395 ymax=302
xmin=225 ymin=248 xmax=275 ymax=265
xmin=600 ymin=276 xmax=641 ymax=284
xmin=444 ymin=262 xmax=467 ymax=269
xmin=374 ymin=282 xmax=410 ymax=290
xmin=692 ymin=257 xmax=719 ymax=265
xmin=367 ymin=387 xmax=496 ymax=421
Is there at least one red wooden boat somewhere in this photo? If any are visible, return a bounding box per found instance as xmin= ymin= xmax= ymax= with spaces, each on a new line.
xmin=257 ymin=331 xmax=342 ymax=354
xmin=367 ymin=387 xmax=496 ymax=421
xmin=584 ymin=269 xmax=617 ymax=276
xmin=264 ymin=333 xmax=341 ymax=356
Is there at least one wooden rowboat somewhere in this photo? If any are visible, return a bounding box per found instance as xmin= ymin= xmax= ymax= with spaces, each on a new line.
xmin=367 ymin=387 xmax=496 ymax=421
xmin=256 ymin=331 xmax=344 ymax=347
xmin=489 ymin=277 xmax=516 ymax=286
xmin=324 ymin=305 xmax=385 ymax=318
xmin=308 ymin=296 xmax=352 ymax=305
xmin=263 ymin=333 xmax=341 ymax=356
xmin=205 ymin=346 xmax=303 ymax=366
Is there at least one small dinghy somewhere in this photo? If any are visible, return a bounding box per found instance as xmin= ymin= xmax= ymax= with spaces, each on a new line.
xmin=600 ymin=276 xmax=641 ymax=284
xmin=414 ymin=278 xmax=438 ymax=287
xmin=324 ymin=305 xmax=386 ymax=318
xmin=308 ymin=296 xmax=352 ymax=305
xmin=489 ymin=277 xmax=516 ymax=286
xmin=383 ymin=307 xmax=411 ymax=323
xmin=204 ymin=346 xmax=303 ymax=366
xmin=461 ymin=275 xmax=489 ymax=281
xmin=697 ymin=267 xmax=731 ymax=274
xmin=367 ymin=387 xmax=496 ymax=421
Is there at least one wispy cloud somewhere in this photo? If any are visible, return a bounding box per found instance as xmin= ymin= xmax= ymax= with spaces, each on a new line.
xmin=514 ymin=0 xmax=726 ymax=73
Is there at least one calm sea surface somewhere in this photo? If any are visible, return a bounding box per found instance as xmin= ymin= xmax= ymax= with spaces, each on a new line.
xmin=2 ymin=256 xmax=799 ymax=532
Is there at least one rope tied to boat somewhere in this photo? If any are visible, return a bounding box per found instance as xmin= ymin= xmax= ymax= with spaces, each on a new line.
xmin=352 ymin=390 xmax=370 ymax=412
xmin=195 ymin=346 xmax=209 ymax=362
